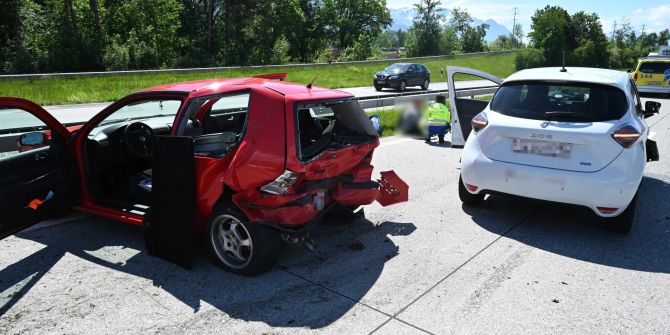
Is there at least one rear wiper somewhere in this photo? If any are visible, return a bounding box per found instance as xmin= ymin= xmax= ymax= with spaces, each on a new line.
xmin=544 ymin=111 xmax=592 ymax=121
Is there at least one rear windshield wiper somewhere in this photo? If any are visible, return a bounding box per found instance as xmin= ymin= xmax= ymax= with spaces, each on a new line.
xmin=544 ymin=111 xmax=593 ymax=122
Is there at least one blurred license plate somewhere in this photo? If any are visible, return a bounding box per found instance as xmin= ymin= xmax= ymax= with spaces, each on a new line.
xmin=377 ymin=80 xmax=385 ymax=84
xmin=648 ymin=82 xmax=661 ymax=85
xmin=512 ymin=138 xmax=572 ymax=158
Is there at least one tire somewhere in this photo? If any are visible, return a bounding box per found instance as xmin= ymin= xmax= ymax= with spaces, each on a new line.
xmin=603 ymin=192 xmax=637 ymax=234
xmin=374 ymin=85 xmax=382 ymax=91
xmin=459 ymin=175 xmax=484 ymax=204
xmin=421 ymin=79 xmax=430 ymax=90
xmin=206 ymin=202 xmax=282 ymax=276
xmin=398 ymin=81 xmax=407 ymax=92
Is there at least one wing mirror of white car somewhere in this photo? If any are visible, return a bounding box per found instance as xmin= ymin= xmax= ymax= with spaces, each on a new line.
xmin=644 ymin=101 xmax=661 ymax=119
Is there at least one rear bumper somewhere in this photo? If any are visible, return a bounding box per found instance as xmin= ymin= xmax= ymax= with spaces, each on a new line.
xmin=636 ymin=85 xmax=670 ymax=94
xmin=460 ymin=135 xmax=644 ymax=217
xmin=233 ymin=167 xmax=408 ymax=228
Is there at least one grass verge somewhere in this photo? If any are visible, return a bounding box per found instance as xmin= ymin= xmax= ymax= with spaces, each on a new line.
xmin=0 ymin=53 xmax=517 ymax=106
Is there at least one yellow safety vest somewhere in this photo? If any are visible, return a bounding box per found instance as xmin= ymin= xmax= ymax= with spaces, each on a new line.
xmin=427 ymin=102 xmax=451 ymax=126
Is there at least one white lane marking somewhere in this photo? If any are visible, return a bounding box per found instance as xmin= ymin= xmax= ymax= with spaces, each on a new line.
xmin=378 ymin=137 xmax=413 ymax=148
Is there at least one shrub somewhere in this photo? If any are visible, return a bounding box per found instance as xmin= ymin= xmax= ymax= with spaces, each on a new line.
xmin=102 ymin=36 xmax=130 ymax=71
xmin=515 ymin=48 xmax=546 ymax=70
xmin=271 ymin=35 xmax=291 ymax=65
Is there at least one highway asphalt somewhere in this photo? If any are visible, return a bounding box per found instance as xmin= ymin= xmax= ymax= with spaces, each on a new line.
xmin=1 ymin=96 xmax=669 ymax=334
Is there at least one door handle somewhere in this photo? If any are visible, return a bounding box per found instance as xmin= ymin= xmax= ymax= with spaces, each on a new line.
xmin=34 ymin=152 xmax=49 ymax=161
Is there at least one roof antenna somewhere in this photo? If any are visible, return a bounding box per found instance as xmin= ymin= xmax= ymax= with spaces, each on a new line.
xmin=307 ymin=73 xmax=319 ymax=89
xmin=560 ymin=50 xmax=567 ymax=72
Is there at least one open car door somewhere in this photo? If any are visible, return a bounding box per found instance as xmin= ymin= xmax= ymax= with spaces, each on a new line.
xmin=0 ymin=98 xmax=78 ymax=240
xmin=447 ymin=67 xmax=502 ymax=147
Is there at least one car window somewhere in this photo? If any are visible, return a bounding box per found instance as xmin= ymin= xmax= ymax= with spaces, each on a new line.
xmin=0 ymin=108 xmax=51 ymax=160
xmin=384 ymin=64 xmax=408 ymax=73
xmin=639 ymin=62 xmax=670 ymax=74
xmin=491 ymin=81 xmax=628 ymax=122
xmin=99 ymin=99 xmax=182 ymax=125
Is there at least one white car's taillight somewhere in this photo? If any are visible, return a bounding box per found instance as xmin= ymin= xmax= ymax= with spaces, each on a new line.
xmin=612 ymin=125 xmax=641 ymax=148
xmin=471 ymin=112 xmax=488 ymax=133
xmin=260 ymin=170 xmax=298 ymax=195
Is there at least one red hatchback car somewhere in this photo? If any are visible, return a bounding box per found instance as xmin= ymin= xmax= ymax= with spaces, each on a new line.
xmin=0 ymin=74 xmax=408 ymax=275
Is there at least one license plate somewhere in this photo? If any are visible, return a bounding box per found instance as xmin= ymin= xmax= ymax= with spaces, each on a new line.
xmin=648 ymin=82 xmax=661 ymax=86
xmin=377 ymin=80 xmax=385 ymax=84
xmin=512 ymin=138 xmax=572 ymax=158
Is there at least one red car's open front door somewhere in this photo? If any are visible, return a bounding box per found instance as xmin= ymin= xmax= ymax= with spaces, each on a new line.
xmin=0 ymin=97 xmax=78 ymax=240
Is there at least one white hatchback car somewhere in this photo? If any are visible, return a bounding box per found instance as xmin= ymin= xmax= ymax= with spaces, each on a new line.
xmin=452 ymin=67 xmax=662 ymax=233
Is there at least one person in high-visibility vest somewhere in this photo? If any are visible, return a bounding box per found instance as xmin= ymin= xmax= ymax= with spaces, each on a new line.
xmin=425 ymin=95 xmax=451 ymax=144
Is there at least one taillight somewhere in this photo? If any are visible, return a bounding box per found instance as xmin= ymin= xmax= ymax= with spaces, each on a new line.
xmin=633 ymin=72 xmax=638 ymax=81
xmin=465 ymin=183 xmax=479 ymax=192
xmin=612 ymin=125 xmax=641 ymax=148
xmin=260 ymin=170 xmax=299 ymax=194
xmin=471 ymin=112 xmax=488 ymax=133
xmin=597 ymin=207 xmax=618 ymax=215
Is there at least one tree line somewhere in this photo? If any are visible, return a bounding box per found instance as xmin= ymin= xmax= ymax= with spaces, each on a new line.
xmin=387 ymin=0 xmax=521 ymax=57
xmin=0 ymin=0 xmax=392 ymax=74
xmin=518 ymin=5 xmax=670 ymax=70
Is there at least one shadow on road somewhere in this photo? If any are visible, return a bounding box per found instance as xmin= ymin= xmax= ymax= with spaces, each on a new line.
xmin=0 ymin=212 xmax=414 ymax=329
xmin=463 ymin=175 xmax=670 ymax=274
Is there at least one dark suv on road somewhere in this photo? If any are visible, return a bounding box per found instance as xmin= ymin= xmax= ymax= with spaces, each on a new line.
xmin=374 ymin=63 xmax=430 ymax=92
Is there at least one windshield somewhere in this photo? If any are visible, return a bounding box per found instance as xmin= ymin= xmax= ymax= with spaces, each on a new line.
xmin=490 ymin=81 xmax=628 ymax=122
xmin=100 ymin=99 xmax=182 ymax=125
xmin=384 ymin=64 xmax=409 ymax=73
xmin=639 ymin=61 xmax=670 ymax=74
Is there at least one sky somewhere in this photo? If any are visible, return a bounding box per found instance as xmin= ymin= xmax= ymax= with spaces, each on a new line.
xmin=386 ymin=0 xmax=670 ymax=38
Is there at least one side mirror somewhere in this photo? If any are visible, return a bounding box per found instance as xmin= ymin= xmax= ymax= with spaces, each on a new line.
xmin=645 ymin=101 xmax=661 ymax=113
xmin=19 ymin=132 xmax=48 ymax=147
xmin=643 ymin=101 xmax=661 ymax=119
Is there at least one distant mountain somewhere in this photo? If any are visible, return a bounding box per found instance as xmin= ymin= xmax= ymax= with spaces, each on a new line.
xmin=388 ymin=7 xmax=511 ymax=43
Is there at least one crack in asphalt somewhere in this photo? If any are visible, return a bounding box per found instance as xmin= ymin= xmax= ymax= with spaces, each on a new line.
xmin=367 ymin=210 xmax=538 ymax=335
xmin=280 ymin=267 xmax=437 ymax=334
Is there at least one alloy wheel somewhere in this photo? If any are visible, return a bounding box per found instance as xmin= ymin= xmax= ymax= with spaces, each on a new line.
xmin=210 ymin=214 xmax=253 ymax=269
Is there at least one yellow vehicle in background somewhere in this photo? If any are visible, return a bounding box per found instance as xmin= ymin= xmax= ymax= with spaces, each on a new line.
xmin=631 ymin=56 xmax=670 ymax=95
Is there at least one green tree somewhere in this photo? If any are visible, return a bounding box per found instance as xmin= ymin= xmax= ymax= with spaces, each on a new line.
xmin=449 ymin=7 xmax=472 ymax=37
xmin=321 ymin=0 xmax=391 ymax=50
xmin=658 ymin=29 xmax=669 ymax=46
xmin=271 ymin=35 xmax=291 ymax=64
xmin=529 ymin=6 xmax=572 ymax=66
xmin=460 ymin=23 xmax=489 ymax=53
xmin=407 ymin=0 xmax=444 ymax=56
xmin=570 ymin=11 xmax=609 ymax=67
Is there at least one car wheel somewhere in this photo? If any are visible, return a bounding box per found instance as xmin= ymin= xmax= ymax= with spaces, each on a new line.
xmin=374 ymin=85 xmax=382 ymax=91
xmin=459 ymin=175 xmax=484 ymax=204
xmin=398 ymin=81 xmax=406 ymax=92
xmin=603 ymin=192 xmax=637 ymax=234
xmin=421 ymin=79 xmax=430 ymax=90
xmin=206 ymin=202 xmax=281 ymax=275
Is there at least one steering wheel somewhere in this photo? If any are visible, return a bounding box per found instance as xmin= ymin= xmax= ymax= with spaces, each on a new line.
xmin=123 ymin=122 xmax=154 ymax=158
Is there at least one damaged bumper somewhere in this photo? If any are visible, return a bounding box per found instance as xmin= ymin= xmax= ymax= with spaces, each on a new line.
xmin=232 ymin=168 xmax=408 ymax=231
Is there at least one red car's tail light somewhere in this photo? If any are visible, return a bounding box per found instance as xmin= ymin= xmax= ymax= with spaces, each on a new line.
xmin=597 ymin=207 xmax=618 ymax=215
xmin=612 ymin=125 xmax=641 ymax=148
xmin=260 ymin=170 xmax=299 ymax=195
xmin=471 ymin=112 xmax=488 ymax=133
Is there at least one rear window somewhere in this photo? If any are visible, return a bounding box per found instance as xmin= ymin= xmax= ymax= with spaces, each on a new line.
xmin=295 ymin=100 xmax=377 ymax=161
xmin=639 ymin=61 xmax=670 ymax=74
xmin=490 ymin=81 xmax=628 ymax=122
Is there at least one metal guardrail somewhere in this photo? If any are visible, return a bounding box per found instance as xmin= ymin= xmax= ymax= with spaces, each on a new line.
xmin=356 ymin=86 xmax=498 ymax=109
xmin=0 ymin=50 xmax=517 ymax=81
